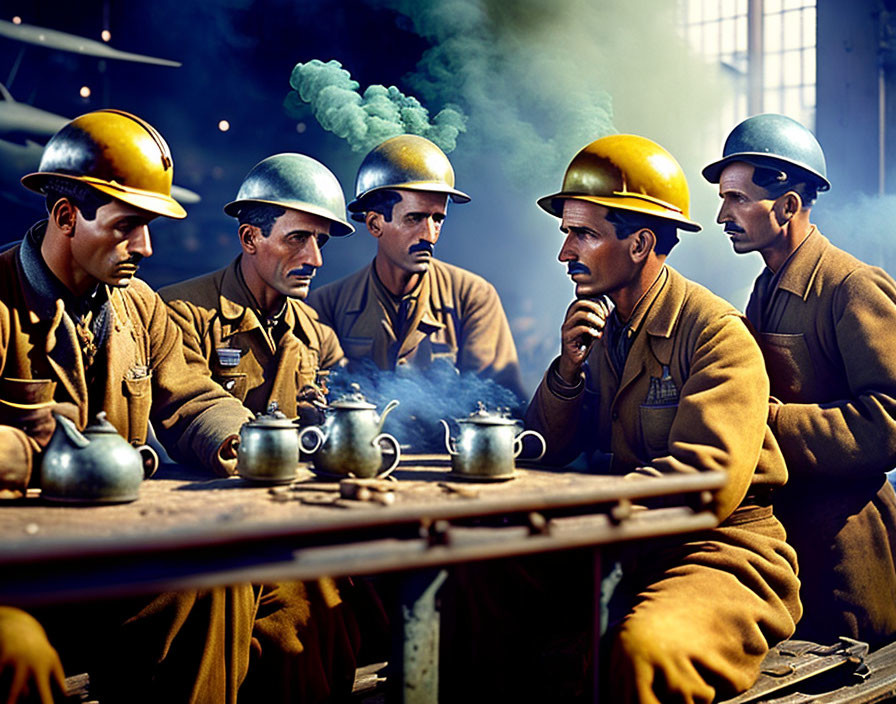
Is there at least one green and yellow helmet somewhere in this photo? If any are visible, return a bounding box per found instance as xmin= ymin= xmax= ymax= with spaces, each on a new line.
xmin=538 ymin=134 xmax=701 ymax=232
xmin=347 ymin=135 xmax=470 ymax=221
xmin=21 ymin=109 xmax=186 ymax=219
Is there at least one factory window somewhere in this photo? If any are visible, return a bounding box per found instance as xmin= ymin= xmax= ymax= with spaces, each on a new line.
xmin=679 ymin=0 xmax=816 ymax=129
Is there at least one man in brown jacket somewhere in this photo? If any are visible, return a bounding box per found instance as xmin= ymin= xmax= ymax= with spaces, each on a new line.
xmin=160 ymin=153 xmax=377 ymax=703
xmin=0 ymin=110 xmax=272 ymax=704
xmin=524 ymin=134 xmax=801 ymax=703
xmin=306 ymin=135 xmax=525 ymax=400
xmin=160 ymin=153 xmax=350 ymax=425
xmin=704 ymin=113 xmax=896 ymax=649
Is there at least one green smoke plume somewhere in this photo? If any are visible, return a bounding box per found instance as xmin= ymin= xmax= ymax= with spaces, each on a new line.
xmin=287 ymin=59 xmax=466 ymax=153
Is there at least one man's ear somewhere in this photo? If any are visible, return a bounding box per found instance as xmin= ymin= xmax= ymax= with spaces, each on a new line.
xmin=630 ymin=228 xmax=656 ymax=263
xmin=774 ymin=191 xmax=801 ymax=226
xmin=365 ymin=211 xmax=384 ymax=238
xmin=239 ymin=223 xmax=260 ymax=254
xmin=51 ymin=198 xmax=77 ymax=237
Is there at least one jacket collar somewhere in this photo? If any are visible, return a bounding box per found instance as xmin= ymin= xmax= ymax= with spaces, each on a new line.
xmin=770 ymin=226 xmax=825 ymax=301
xmin=217 ymin=256 xmax=314 ymax=342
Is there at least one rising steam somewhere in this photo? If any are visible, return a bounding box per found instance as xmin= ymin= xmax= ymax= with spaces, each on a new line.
xmin=286 ymin=59 xmax=467 ymax=153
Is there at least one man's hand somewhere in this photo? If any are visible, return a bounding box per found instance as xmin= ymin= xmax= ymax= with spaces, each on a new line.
xmin=218 ymin=434 xmax=240 ymax=461
xmin=558 ymin=297 xmax=610 ymax=383
xmin=0 ymin=607 xmax=66 ymax=704
xmin=295 ymin=385 xmax=327 ymax=427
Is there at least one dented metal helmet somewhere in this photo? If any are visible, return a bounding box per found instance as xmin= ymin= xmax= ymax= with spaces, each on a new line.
xmin=224 ymin=153 xmax=353 ymax=237
xmin=347 ymin=135 xmax=470 ymax=221
xmin=21 ymin=109 xmax=186 ymax=219
xmin=538 ymin=134 xmax=701 ymax=232
xmin=702 ymin=113 xmax=830 ymax=191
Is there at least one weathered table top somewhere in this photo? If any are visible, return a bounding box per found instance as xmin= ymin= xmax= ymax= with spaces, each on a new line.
xmin=0 ymin=455 xmax=725 ymax=605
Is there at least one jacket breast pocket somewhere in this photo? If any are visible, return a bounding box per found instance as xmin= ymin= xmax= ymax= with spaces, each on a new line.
xmin=343 ymin=336 xmax=373 ymax=361
xmin=213 ymin=372 xmax=248 ymax=401
xmin=296 ymin=347 xmax=320 ymax=390
xmin=759 ymin=332 xmax=814 ymax=401
xmin=639 ymin=404 xmax=677 ymax=459
xmin=122 ymin=372 xmax=153 ymax=443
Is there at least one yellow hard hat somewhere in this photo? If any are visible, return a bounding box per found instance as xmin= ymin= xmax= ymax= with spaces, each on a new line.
xmin=347 ymin=134 xmax=470 ymax=221
xmin=21 ymin=109 xmax=186 ymax=219
xmin=538 ymin=134 xmax=701 ymax=232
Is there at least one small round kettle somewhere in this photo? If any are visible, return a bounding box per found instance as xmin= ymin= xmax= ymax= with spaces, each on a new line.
xmin=237 ymin=403 xmax=300 ymax=483
xmin=298 ymin=391 xmax=401 ymax=478
xmin=41 ymin=411 xmax=156 ymax=503
xmin=440 ymin=404 xmax=546 ymax=479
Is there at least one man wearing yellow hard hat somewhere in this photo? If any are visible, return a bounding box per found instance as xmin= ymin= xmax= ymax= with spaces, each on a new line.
xmin=518 ymin=134 xmax=801 ymax=703
xmin=0 ymin=109 xmax=263 ymax=703
xmin=307 ymin=134 xmax=525 ymax=400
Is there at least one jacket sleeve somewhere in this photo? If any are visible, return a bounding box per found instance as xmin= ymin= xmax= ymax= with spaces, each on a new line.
xmin=144 ymin=292 xmax=252 ymax=475
xmin=317 ymin=319 xmax=345 ymax=371
xmin=524 ymin=358 xmax=587 ymax=467
xmin=647 ymin=312 xmax=770 ymax=521
xmin=771 ymin=266 xmax=896 ymax=478
xmin=457 ymin=279 xmax=526 ymax=400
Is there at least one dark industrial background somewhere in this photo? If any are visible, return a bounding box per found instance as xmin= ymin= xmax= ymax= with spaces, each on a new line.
xmin=0 ymin=0 xmax=893 ymax=395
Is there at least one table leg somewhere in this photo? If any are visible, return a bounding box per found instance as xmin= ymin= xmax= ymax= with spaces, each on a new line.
xmin=593 ymin=547 xmax=603 ymax=703
xmin=390 ymin=568 xmax=448 ymax=704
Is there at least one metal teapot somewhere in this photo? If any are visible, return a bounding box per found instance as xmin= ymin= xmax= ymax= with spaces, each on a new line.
xmin=440 ymin=404 xmax=546 ymax=479
xmin=237 ymin=404 xmax=300 ymax=484
xmin=41 ymin=411 xmax=157 ymax=503
xmin=298 ymin=391 xmax=401 ymax=478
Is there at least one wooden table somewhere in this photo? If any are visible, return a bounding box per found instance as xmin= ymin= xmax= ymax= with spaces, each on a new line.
xmin=0 ymin=455 xmax=725 ymax=702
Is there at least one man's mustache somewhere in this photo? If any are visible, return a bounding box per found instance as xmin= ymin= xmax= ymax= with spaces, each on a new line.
xmin=567 ymin=262 xmax=591 ymax=276
xmin=408 ymin=241 xmax=435 ymax=255
xmin=123 ymin=254 xmax=143 ymax=267
xmin=288 ymin=264 xmax=317 ymax=277
xmin=724 ymin=223 xmax=745 ymax=234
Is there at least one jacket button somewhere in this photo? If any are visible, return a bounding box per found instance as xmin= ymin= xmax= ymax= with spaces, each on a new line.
xmin=611 ymin=411 xmax=619 ymax=421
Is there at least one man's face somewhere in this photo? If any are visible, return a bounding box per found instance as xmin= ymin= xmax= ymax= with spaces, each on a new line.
xmin=248 ymin=208 xmax=329 ymax=300
xmin=69 ymin=199 xmax=156 ymax=288
xmin=558 ymin=199 xmax=637 ymax=300
xmin=372 ymin=190 xmax=448 ymax=276
xmin=716 ymin=162 xmax=782 ymax=255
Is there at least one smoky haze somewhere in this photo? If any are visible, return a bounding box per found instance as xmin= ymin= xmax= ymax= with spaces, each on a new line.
xmin=308 ymin=0 xmax=764 ymax=394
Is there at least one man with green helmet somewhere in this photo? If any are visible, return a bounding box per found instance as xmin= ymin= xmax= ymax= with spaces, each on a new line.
xmin=160 ymin=153 xmax=352 ymax=426
xmin=306 ymin=134 xmax=524 ymax=400
xmin=0 ymin=109 xmax=260 ymax=702
xmin=159 ymin=153 xmax=384 ymax=703
xmin=517 ymin=134 xmax=801 ymax=703
xmin=704 ymin=113 xmax=896 ymax=649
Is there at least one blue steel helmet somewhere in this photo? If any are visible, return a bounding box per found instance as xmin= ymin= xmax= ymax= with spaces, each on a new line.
xmin=702 ymin=113 xmax=830 ymax=192
xmin=223 ymin=153 xmax=354 ymax=237
xmin=347 ymin=135 xmax=470 ymax=222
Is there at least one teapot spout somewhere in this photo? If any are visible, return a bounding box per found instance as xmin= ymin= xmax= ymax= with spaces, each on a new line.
xmin=50 ymin=411 xmax=90 ymax=450
xmin=377 ymin=399 xmax=400 ymax=431
xmin=440 ymin=419 xmax=458 ymax=456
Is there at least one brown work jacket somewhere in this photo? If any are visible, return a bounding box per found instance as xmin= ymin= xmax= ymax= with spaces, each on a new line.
xmin=307 ymin=258 xmax=525 ymax=399
xmin=160 ymin=257 xmax=343 ymax=419
xmin=747 ymin=227 xmax=896 ymax=647
xmin=0 ymin=234 xmax=252 ymax=476
xmin=527 ymin=266 xmax=787 ymax=522
xmin=524 ymin=266 xmax=799 ymax=700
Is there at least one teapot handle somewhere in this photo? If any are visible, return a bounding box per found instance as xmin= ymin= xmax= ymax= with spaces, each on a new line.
xmin=135 ymin=444 xmax=159 ymax=479
xmin=439 ymin=419 xmax=458 ymax=456
xmin=513 ymin=429 xmax=546 ymax=462
xmin=298 ymin=425 xmax=326 ymax=454
xmin=372 ymin=433 xmax=401 ymax=478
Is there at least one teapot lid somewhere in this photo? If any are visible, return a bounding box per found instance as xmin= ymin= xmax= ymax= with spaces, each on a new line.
xmin=83 ymin=411 xmax=122 ymax=435
xmin=329 ymin=384 xmax=377 ymax=410
xmin=457 ymin=403 xmax=518 ymax=426
xmin=245 ymin=402 xmax=296 ymax=428
xmin=329 ymin=392 xmax=376 ymax=410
